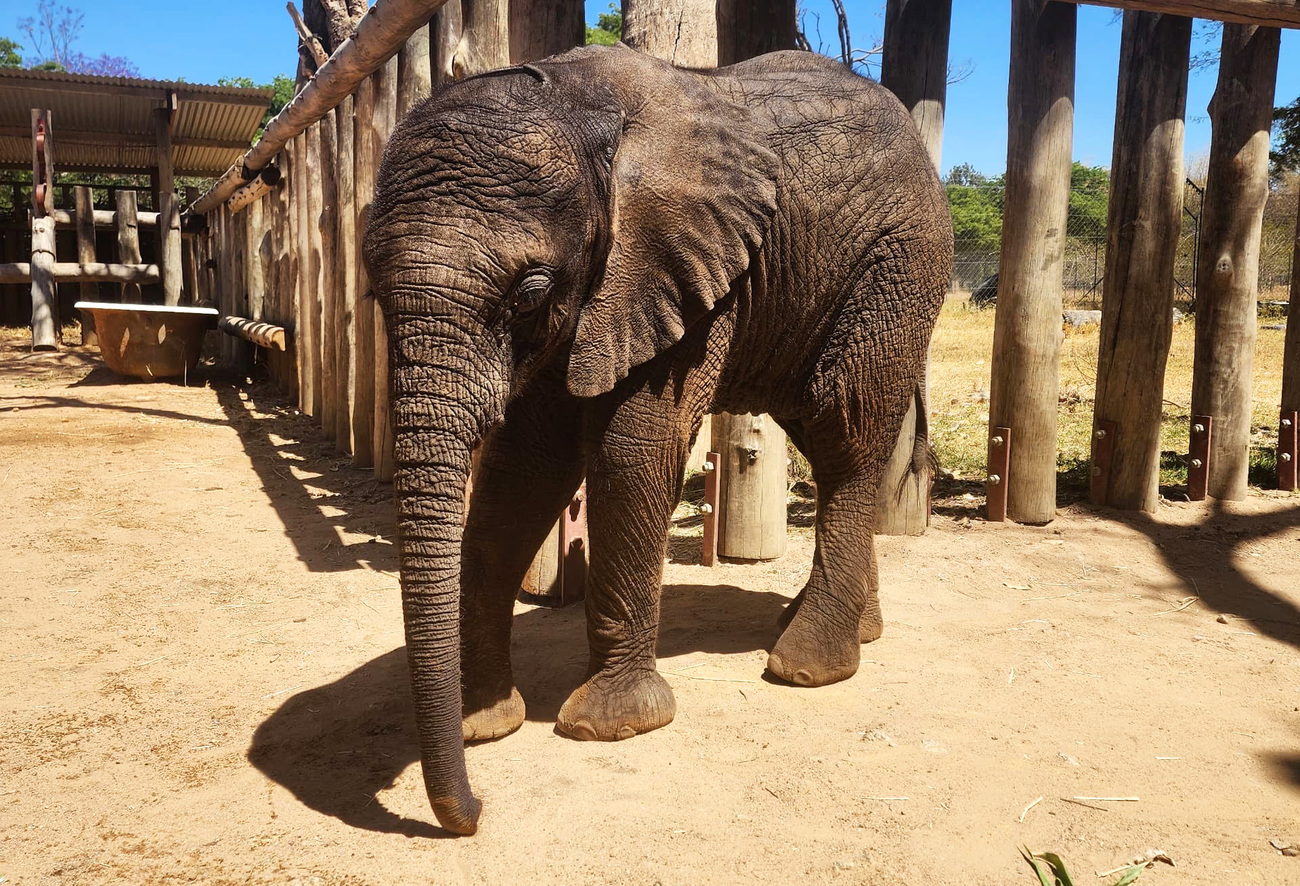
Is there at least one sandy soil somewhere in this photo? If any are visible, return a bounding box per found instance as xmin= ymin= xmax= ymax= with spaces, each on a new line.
xmin=2 ymin=339 xmax=1299 ymax=885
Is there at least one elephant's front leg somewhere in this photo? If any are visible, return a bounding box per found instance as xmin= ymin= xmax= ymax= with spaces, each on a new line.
xmin=555 ymin=390 xmax=699 ymax=742
xmin=460 ymin=378 xmax=583 ymax=741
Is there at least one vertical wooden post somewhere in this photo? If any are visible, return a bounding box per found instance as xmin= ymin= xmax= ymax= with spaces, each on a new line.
xmin=1190 ymin=23 xmax=1281 ymax=501
xmin=372 ymin=59 xmax=399 ymax=483
xmin=294 ymin=133 xmax=317 ymax=415
xmin=336 ymin=95 xmax=357 ymax=452
xmin=456 ymin=0 xmax=510 ymax=77
xmin=73 ymin=186 xmax=98 ymax=346
xmin=307 ymin=121 xmax=328 ymax=424
xmin=154 ymin=107 xmax=182 ymax=306
xmin=247 ymin=198 xmax=266 ymax=323
xmin=114 ymin=190 xmax=141 ymax=303
xmin=716 ymin=0 xmax=796 ymax=65
xmin=352 ymin=77 xmax=377 ymax=467
xmin=1091 ymin=12 xmax=1192 ymax=512
xmin=622 ymin=0 xmax=717 ymax=65
xmin=432 ymin=0 xmax=462 ymax=83
xmin=988 ymin=0 xmax=1077 ymax=525
xmin=30 ymin=108 xmax=57 ymax=350
xmin=711 ymin=413 xmax=788 ymax=560
xmin=320 ymin=111 xmax=341 ymax=447
xmin=1282 ymin=195 xmax=1300 ymax=490
xmin=509 ymin=0 xmax=581 ymax=64
xmin=877 ymin=0 xmax=951 ymax=536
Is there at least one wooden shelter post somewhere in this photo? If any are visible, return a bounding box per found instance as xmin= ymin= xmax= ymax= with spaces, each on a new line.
xmin=877 ymin=0 xmax=952 ymax=536
xmin=372 ymin=57 xmax=399 ymax=483
xmin=320 ymin=112 xmax=341 ymax=448
xmin=351 ymin=76 xmax=377 ymax=467
xmin=1090 ymin=11 xmax=1192 ymax=512
xmin=30 ymin=108 xmax=58 ymax=350
xmin=73 ymin=185 xmax=98 ymax=346
xmin=1190 ymin=23 xmax=1280 ymax=500
xmin=335 ymin=95 xmax=358 ymax=453
xmin=1282 ymin=196 xmax=1300 ymax=491
xmin=306 ymin=121 xmax=327 ymax=421
xmin=115 ymin=190 xmax=142 ymax=304
xmin=987 ymin=0 xmax=1077 ymax=524
xmin=154 ymin=105 xmax=183 ymax=305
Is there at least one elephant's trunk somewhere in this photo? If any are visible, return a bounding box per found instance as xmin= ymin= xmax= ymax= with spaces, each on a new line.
xmin=389 ymin=318 xmax=506 ymax=837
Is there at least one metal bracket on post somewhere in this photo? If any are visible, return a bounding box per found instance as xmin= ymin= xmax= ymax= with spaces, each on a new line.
xmin=701 ymin=451 xmax=720 ymax=566
xmin=558 ymin=483 xmax=587 ymax=606
xmin=986 ymin=427 xmax=1011 ymax=522
xmin=1089 ymin=419 xmax=1117 ymax=506
xmin=1279 ymin=411 xmax=1298 ymax=492
xmin=1188 ymin=415 xmax=1212 ymax=501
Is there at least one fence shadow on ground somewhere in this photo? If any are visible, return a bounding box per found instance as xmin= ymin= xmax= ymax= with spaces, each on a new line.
xmin=248 ymin=580 xmax=792 ymax=835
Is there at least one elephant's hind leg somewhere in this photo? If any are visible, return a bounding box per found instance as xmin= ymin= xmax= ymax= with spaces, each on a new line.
xmin=460 ymin=372 xmax=584 ymax=741
xmin=767 ymin=428 xmax=883 ymax=687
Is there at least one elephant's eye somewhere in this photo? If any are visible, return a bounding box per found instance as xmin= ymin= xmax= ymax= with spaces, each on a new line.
xmin=510 ymin=269 xmax=553 ymax=315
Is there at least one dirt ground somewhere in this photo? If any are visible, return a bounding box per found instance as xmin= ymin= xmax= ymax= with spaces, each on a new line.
xmin=3 ymin=338 xmax=1299 ymax=886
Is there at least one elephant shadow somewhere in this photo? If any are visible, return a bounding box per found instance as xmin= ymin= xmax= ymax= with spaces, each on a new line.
xmin=248 ymin=582 xmax=792 ymax=834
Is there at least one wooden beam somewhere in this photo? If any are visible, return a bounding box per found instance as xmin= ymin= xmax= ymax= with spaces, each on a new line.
xmin=335 ymin=94 xmax=357 ymax=454
xmin=50 ymin=208 xmax=160 ymax=228
xmin=220 ymin=315 xmax=287 ymax=350
xmin=228 ymin=165 xmax=282 ymax=214
xmin=877 ymin=0 xmax=951 ymax=537
xmin=1060 ymin=1 xmax=1300 ymax=29
xmin=1190 ymin=23 xmax=1281 ymax=500
xmin=988 ymin=0 xmax=1077 ymax=525
xmin=372 ymin=56 xmax=399 ymax=482
xmin=0 ymin=126 xmax=253 ymax=152
xmin=115 ymin=190 xmax=142 ymax=303
xmin=351 ymin=76 xmax=377 ymax=468
xmin=1092 ymin=12 xmax=1192 ymax=512
xmin=74 ymin=186 xmax=98 ymax=345
xmin=191 ymin=0 xmax=453 ymax=215
xmin=0 ymin=262 xmax=159 ymax=284
xmin=155 ymin=108 xmax=182 ymax=305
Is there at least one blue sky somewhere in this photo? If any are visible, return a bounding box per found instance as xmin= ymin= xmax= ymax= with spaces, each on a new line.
xmin=7 ymin=0 xmax=1297 ymax=177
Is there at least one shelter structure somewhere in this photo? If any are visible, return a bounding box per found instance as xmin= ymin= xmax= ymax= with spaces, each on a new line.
xmin=0 ymin=67 xmax=271 ymax=345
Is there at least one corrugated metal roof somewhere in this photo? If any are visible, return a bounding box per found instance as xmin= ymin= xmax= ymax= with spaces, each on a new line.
xmin=0 ymin=67 xmax=273 ymax=176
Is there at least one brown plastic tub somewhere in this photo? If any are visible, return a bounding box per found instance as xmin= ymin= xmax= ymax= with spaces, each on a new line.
xmin=75 ymin=303 xmax=218 ymax=380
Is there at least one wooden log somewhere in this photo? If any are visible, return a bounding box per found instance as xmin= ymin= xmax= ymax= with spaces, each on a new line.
xmin=287 ymin=0 xmax=330 ymax=68
xmin=987 ymin=0 xmax=1077 ymax=525
xmin=274 ymin=153 xmax=297 ymax=393
xmin=320 ymin=113 xmax=341 ymax=443
xmin=73 ymin=186 xmax=98 ymax=346
xmin=307 ymin=121 xmax=327 ymax=422
xmin=1190 ymin=23 xmax=1280 ymax=501
xmin=0 ymin=263 xmax=163 ymax=284
xmin=294 ymin=133 xmax=317 ymax=415
xmin=220 ymin=315 xmax=288 ymax=350
xmin=1091 ymin=11 xmax=1192 ymax=512
xmin=1283 ymin=192 xmax=1300 ymax=430
xmin=155 ymin=107 xmax=182 ymax=306
xmin=398 ymin=22 xmax=433 ymax=117
xmin=247 ymin=197 xmax=266 ymax=322
xmin=716 ymin=0 xmax=796 ymax=65
xmin=231 ymin=202 xmax=253 ymax=369
xmin=190 ymin=0 xmax=454 ymax=214
xmin=29 ymin=215 xmax=57 ymax=350
xmin=455 ymin=0 xmax=510 ymax=77
xmin=352 ymin=77 xmax=377 ymax=467
xmin=336 ymin=95 xmax=358 ymax=453
xmin=711 ymin=413 xmax=788 ymax=560
xmin=1057 ymin=0 xmax=1300 ymax=29
xmin=431 ymin=0 xmax=462 ymax=83
xmin=115 ymin=190 xmax=142 ymax=303
xmin=509 ymin=0 xmax=582 ymax=65
xmin=228 ymin=166 xmax=282 ymax=215
xmin=31 ymin=109 xmax=54 ymax=218
xmin=876 ymin=0 xmax=952 ymax=536
xmin=49 ymin=209 xmax=160 ymax=228
xmin=622 ymin=0 xmax=717 ymax=66
xmin=373 ymin=56 xmax=399 ymax=482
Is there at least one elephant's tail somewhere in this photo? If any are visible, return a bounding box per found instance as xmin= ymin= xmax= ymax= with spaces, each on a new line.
xmin=909 ymin=382 xmax=939 ymax=482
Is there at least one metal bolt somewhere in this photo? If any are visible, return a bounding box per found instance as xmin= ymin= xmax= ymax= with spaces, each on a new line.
xmin=987 ymin=474 xmax=1001 ymax=485
xmin=1094 ymin=429 xmax=1107 ymax=440
xmin=990 ymin=435 xmax=1004 ymax=447
xmin=1282 ymin=453 xmax=1294 ymax=463
xmin=1283 ymin=418 xmax=1294 ymax=429
xmin=1193 ymin=423 xmax=1206 ymax=434
xmin=702 ymin=461 xmax=715 ymax=473
xmin=1092 ymin=466 xmax=1102 ymax=477
xmin=700 ymin=503 xmax=714 ymax=514
xmin=1191 ymin=458 xmax=1203 ymax=469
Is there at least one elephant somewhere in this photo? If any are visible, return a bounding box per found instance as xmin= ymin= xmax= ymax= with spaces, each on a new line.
xmin=363 ymin=43 xmax=952 ymax=835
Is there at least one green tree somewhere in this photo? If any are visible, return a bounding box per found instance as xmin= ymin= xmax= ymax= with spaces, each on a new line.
xmin=1066 ymin=161 xmax=1109 ymax=240
xmin=0 ymin=37 xmax=22 ymax=67
xmin=1273 ymin=96 xmax=1300 ymax=180
xmin=945 ymin=168 xmax=1005 ymax=288
xmin=219 ymin=74 xmax=296 ymax=139
xmin=586 ymin=3 xmax=621 ymax=46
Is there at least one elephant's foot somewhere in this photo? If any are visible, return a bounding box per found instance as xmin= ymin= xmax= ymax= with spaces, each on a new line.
xmin=462 ymin=686 xmax=525 ymax=742
xmin=778 ymin=587 xmax=882 ymax=644
xmin=767 ymin=609 xmax=860 ymax=687
xmin=556 ymin=667 xmax=675 ymax=741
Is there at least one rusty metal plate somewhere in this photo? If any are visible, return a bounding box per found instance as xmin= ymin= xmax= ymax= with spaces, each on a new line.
xmin=1188 ymin=415 xmax=1212 ymax=502
xmin=1089 ymin=419 xmax=1117 ymax=506
xmin=1279 ymin=410 xmax=1298 ymax=492
xmin=986 ymin=427 xmax=1011 ymax=523
xmin=701 ymin=451 xmax=720 ymax=567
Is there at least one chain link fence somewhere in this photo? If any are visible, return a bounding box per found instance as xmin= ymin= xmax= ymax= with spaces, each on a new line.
xmin=949 ymin=176 xmax=1298 ymax=310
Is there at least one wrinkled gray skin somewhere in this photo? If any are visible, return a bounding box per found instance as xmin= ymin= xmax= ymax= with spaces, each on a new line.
xmin=363 ymin=44 xmax=951 ymax=835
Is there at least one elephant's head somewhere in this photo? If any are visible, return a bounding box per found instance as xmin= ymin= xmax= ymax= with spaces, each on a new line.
xmin=362 ymin=43 xmax=777 ymax=835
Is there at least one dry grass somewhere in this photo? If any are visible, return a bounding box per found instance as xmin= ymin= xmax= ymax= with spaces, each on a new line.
xmin=929 ymin=295 xmax=1289 ymax=495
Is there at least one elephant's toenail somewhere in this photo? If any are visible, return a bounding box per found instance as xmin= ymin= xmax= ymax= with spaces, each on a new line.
xmin=569 ymin=720 xmax=598 ymax=741
xmin=616 ymin=725 xmax=636 ymax=740
xmin=794 ymin=669 xmax=814 ymax=686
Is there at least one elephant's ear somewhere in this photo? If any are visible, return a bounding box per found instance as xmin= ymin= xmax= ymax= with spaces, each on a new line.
xmin=565 ymin=71 xmax=779 ymax=398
